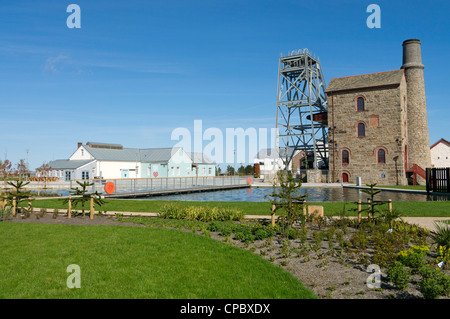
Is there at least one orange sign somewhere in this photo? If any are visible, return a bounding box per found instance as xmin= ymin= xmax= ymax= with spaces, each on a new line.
xmin=104 ymin=182 xmax=115 ymax=194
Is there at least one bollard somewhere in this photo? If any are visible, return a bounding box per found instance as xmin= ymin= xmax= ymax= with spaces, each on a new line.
xmin=388 ymin=199 xmax=392 ymax=213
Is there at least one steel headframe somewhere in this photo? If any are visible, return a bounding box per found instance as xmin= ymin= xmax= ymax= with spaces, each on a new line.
xmin=275 ymin=48 xmax=329 ymax=170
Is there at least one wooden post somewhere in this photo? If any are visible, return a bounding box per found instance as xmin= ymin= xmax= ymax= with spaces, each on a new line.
xmin=28 ymin=197 xmax=32 ymax=215
xmin=388 ymin=199 xmax=392 ymax=213
xmin=68 ymin=195 xmax=72 ymax=219
xmin=90 ymin=195 xmax=94 ymax=220
xmin=367 ymin=199 xmax=371 ymax=220
xmin=12 ymin=197 xmax=16 ymax=217
xmin=302 ymin=200 xmax=307 ymax=216
xmin=357 ymin=199 xmax=362 ymax=223
xmin=271 ymin=203 xmax=276 ymax=227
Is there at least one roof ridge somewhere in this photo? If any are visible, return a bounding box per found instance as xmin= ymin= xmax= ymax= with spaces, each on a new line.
xmin=328 ymin=69 xmax=403 ymax=81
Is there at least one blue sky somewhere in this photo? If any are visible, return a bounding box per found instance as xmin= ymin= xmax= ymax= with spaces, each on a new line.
xmin=0 ymin=0 xmax=449 ymax=170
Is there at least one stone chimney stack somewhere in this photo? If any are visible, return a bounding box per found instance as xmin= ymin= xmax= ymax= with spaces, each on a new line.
xmin=401 ymin=39 xmax=431 ymax=178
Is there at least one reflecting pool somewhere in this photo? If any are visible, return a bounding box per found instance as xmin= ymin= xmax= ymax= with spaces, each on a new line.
xmin=139 ymin=187 xmax=450 ymax=202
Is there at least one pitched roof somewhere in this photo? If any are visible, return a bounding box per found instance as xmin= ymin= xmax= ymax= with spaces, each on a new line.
xmin=255 ymin=148 xmax=298 ymax=159
xmin=83 ymin=145 xmax=182 ymax=163
xmin=48 ymin=159 xmax=93 ymax=169
xmin=325 ymin=69 xmax=404 ymax=93
xmin=430 ymin=138 xmax=450 ymax=149
xmin=188 ymin=152 xmax=215 ymax=164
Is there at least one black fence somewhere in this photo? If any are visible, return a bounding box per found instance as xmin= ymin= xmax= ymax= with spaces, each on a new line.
xmin=426 ymin=167 xmax=450 ymax=193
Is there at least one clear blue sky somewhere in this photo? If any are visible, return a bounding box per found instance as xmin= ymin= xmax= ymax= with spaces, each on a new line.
xmin=1 ymin=0 xmax=449 ymax=170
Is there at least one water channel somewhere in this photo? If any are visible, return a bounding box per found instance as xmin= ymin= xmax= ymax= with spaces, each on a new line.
xmin=137 ymin=187 xmax=450 ymax=202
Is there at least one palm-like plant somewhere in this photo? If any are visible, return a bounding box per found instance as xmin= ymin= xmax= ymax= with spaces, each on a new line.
xmin=1 ymin=180 xmax=32 ymax=217
xmin=61 ymin=181 xmax=106 ymax=216
xmin=361 ymin=183 xmax=385 ymax=219
xmin=431 ymin=222 xmax=450 ymax=256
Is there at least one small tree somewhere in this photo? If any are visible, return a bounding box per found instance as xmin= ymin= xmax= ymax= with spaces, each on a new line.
xmin=0 ymin=160 xmax=13 ymax=189
xmin=226 ymin=165 xmax=235 ymax=176
xmin=269 ymin=170 xmax=308 ymax=236
xmin=1 ymin=180 xmax=32 ymax=218
xmin=62 ymin=181 xmax=106 ymax=216
xmin=36 ymin=162 xmax=52 ymax=191
xmin=15 ymin=159 xmax=29 ymax=182
xmin=361 ymin=183 xmax=385 ymax=219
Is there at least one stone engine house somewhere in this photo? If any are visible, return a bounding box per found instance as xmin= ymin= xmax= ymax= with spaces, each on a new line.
xmin=326 ymin=39 xmax=431 ymax=185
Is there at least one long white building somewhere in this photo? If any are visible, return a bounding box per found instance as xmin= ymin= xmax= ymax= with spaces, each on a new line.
xmin=45 ymin=142 xmax=215 ymax=181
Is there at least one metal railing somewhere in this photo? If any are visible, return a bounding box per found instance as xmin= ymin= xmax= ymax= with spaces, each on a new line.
xmin=70 ymin=176 xmax=252 ymax=196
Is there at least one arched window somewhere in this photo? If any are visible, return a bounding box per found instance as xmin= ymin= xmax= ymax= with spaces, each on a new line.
xmin=377 ymin=149 xmax=386 ymax=163
xmin=357 ymin=97 xmax=365 ymax=111
xmin=357 ymin=123 xmax=365 ymax=137
xmin=342 ymin=150 xmax=349 ymax=164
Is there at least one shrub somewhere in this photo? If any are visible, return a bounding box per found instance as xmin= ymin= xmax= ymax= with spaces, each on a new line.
xmin=418 ymin=266 xmax=450 ymax=299
xmin=397 ymin=245 xmax=430 ymax=274
xmin=207 ymin=221 xmax=222 ymax=232
xmin=234 ymin=231 xmax=255 ymax=243
xmin=158 ymin=204 xmax=244 ymax=222
xmin=254 ymin=227 xmax=274 ymax=241
xmin=350 ymin=230 xmax=369 ymax=251
xmin=0 ymin=206 xmax=12 ymax=221
xmin=386 ymin=261 xmax=411 ymax=291
xmin=430 ymin=222 xmax=450 ymax=258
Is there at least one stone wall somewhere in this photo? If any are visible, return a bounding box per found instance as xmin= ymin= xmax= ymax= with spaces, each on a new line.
xmin=405 ymin=67 xmax=432 ymax=182
xmin=328 ymin=83 xmax=408 ymax=185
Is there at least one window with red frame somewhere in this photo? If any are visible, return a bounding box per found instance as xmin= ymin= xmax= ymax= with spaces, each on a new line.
xmin=377 ymin=149 xmax=386 ymax=163
xmin=342 ymin=150 xmax=349 ymax=164
xmin=357 ymin=123 xmax=365 ymax=137
xmin=357 ymin=97 xmax=365 ymax=111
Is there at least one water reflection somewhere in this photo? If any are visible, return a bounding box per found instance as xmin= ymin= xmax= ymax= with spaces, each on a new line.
xmin=141 ymin=187 xmax=450 ymax=202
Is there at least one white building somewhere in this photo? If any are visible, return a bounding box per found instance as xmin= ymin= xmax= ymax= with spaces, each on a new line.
xmin=430 ymin=138 xmax=450 ymax=168
xmin=46 ymin=142 xmax=216 ymax=181
xmin=254 ymin=148 xmax=295 ymax=180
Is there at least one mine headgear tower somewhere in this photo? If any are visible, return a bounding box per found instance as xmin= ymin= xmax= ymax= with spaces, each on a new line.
xmin=275 ymin=49 xmax=328 ymax=170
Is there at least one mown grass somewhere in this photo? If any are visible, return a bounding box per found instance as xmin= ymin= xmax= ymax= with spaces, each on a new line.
xmin=29 ymin=198 xmax=450 ymax=217
xmin=0 ymin=223 xmax=316 ymax=299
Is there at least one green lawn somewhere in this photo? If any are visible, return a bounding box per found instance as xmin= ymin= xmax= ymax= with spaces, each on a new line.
xmin=0 ymin=223 xmax=316 ymax=299
xmin=29 ymin=198 xmax=450 ymax=217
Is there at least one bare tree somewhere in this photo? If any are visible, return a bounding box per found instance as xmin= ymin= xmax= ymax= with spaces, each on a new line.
xmin=36 ymin=162 xmax=52 ymax=191
xmin=16 ymin=159 xmax=29 ymax=181
xmin=0 ymin=160 xmax=12 ymax=189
